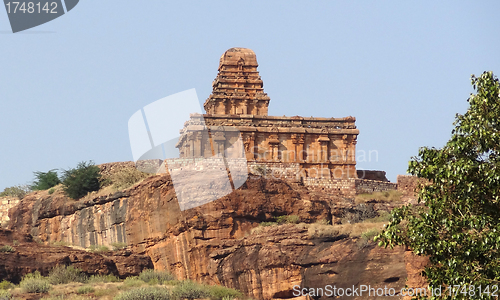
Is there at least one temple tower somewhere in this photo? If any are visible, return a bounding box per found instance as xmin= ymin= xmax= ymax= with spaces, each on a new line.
xmin=203 ymin=48 xmax=270 ymax=116
xmin=175 ymin=47 xmax=360 ymax=179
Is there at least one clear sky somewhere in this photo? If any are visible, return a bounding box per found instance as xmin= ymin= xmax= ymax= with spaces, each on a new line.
xmin=1 ymin=1 xmax=500 ymax=190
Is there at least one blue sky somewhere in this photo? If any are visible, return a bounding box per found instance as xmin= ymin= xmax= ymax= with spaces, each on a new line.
xmin=1 ymin=1 xmax=500 ymax=190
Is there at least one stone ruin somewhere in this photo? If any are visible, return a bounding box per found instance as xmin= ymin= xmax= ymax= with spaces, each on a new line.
xmin=174 ymin=47 xmax=359 ymax=180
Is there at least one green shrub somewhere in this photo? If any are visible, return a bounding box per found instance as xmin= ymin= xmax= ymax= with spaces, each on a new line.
xmin=51 ymin=241 xmax=69 ymax=247
xmin=0 ymin=245 xmax=15 ymax=253
xmin=0 ymin=184 xmax=31 ymax=198
xmin=259 ymin=221 xmax=276 ymax=227
xmin=207 ymin=285 xmax=244 ymax=300
xmin=0 ymin=289 xmax=12 ymax=300
xmin=61 ymin=161 xmax=102 ymax=199
xmin=123 ymin=277 xmax=145 ymax=288
xmin=276 ymin=215 xmax=300 ymax=224
xmin=48 ymin=265 xmax=87 ymax=284
xmin=171 ymin=280 xmax=210 ymax=299
xmin=95 ymin=288 xmax=118 ymax=297
xmin=88 ymin=245 xmax=110 ymax=253
xmin=86 ymin=274 xmax=120 ymax=284
xmin=111 ymin=242 xmax=127 ymax=251
xmin=275 ymin=216 xmax=287 ymax=224
xmin=361 ymin=228 xmax=380 ymax=240
xmin=138 ymin=269 xmax=175 ymax=285
xmin=20 ymin=272 xmax=51 ymax=293
xmin=31 ymin=170 xmax=61 ymax=191
xmin=0 ymin=280 xmax=12 ymax=290
xmin=114 ymin=287 xmax=172 ymax=300
xmin=76 ymin=286 xmax=95 ymax=294
xmin=286 ymin=215 xmax=300 ymax=224
xmin=48 ymin=188 xmax=55 ymax=195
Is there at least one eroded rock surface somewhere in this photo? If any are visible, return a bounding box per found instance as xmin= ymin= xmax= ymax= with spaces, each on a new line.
xmin=0 ymin=229 xmax=152 ymax=283
xmin=8 ymin=173 xmax=408 ymax=299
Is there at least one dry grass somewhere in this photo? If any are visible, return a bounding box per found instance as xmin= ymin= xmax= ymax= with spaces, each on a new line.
xmin=109 ymin=167 xmax=151 ymax=190
xmin=79 ymin=167 xmax=152 ymax=202
xmin=306 ymin=222 xmax=386 ymax=239
xmin=6 ymin=269 xmax=243 ymax=300
xmin=37 ymin=282 xmax=122 ymax=300
xmin=355 ymin=190 xmax=402 ymax=204
xmin=80 ymin=185 xmax=118 ymax=202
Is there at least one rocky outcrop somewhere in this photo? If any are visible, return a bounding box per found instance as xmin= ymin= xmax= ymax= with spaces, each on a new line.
xmin=207 ymin=224 xmax=406 ymax=299
xmin=0 ymin=229 xmax=152 ymax=283
xmin=8 ymin=173 xmax=408 ymax=299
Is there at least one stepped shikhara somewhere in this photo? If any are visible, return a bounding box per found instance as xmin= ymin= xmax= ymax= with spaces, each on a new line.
xmin=175 ymin=47 xmax=359 ymax=179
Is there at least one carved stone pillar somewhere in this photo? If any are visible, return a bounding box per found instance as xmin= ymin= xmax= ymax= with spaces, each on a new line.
xmin=269 ymin=136 xmax=280 ymax=161
xmin=350 ymin=135 xmax=357 ymax=163
xmin=261 ymin=100 xmax=269 ymax=115
xmin=243 ymin=132 xmax=255 ymax=161
xmin=243 ymin=100 xmax=249 ymax=114
xmin=342 ymin=135 xmax=349 ymax=162
xmin=291 ymin=134 xmax=299 ymax=162
xmin=295 ymin=134 xmax=305 ymax=162
xmin=318 ymin=134 xmax=330 ymax=163
xmin=219 ymin=99 xmax=227 ymax=115
xmin=187 ymin=133 xmax=195 ymax=157
xmin=212 ymin=131 xmax=226 ymax=157
xmin=193 ymin=132 xmax=202 ymax=157
xmin=253 ymin=100 xmax=260 ymax=115
xmin=230 ymin=100 xmax=236 ymax=114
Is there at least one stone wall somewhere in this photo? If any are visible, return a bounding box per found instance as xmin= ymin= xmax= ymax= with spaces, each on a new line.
xmin=162 ymin=158 xmax=402 ymax=199
xmin=0 ymin=197 xmax=20 ymax=225
xmin=247 ymin=162 xmax=300 ymax=181
xmin=397 ymin=175 xmax=429 ymax=197
xmin=354 ymin=179 xmax=397 ymax=194
xmin=162 ymin=158 xmax=301 ymax=181
xmin=303 ymin=177 xmax=398 ymax=198
xmin=303 ymin=178 xmax=357 ymax=198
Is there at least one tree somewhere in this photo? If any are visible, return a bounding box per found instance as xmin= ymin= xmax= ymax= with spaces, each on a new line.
xmin=377 ymin=71 xmax=500 ymax=299
xmin=31 ymin=169 xmax=61 ymax=190
xmin=0 ymin=184 xmax=31 ymax=198
xmin=61 ymin=161 xmax=101 ymax=199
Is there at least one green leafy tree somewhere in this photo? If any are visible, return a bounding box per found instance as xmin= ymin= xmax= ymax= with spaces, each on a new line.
xmin=0 ymin=184 xmax=31 ymax=198
xmin=31 ymin=169 xmax=60 ymax=190
xmin=377 ymin=71 xmax=500 ymax=299
xmin=61 ymin=161 xmax=101 ymax=199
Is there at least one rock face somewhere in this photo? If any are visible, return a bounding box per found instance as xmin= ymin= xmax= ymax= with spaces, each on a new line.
xmin=0 ymin=229 xmax=152 ymax=283
xmin=8 ymin=174 xmax=408 ymax=299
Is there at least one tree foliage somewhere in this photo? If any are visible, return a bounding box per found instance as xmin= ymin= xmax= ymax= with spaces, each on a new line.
xmin=31 ymin=169 xmax=60 ymax=190
xmin=0 ymin=184 xmax=31 ymax=198
xmin=377 ymin=71 xmax=500 ymax=299
xmin=61 ymin=161 xmax=101 ymax=199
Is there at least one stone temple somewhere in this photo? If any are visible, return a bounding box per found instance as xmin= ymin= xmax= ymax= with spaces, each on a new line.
xmin=174 ymin=47 xmax=359 ymax=179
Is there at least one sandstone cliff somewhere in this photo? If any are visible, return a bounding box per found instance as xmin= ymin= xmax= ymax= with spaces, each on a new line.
xmin=0 ymin=228 xmax=152 ymax=283
xmin=8 ymin=173 xmax=410 ymax=299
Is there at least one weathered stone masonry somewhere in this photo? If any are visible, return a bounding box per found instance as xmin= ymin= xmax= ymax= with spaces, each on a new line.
xmin=173 ymin=48 xmax=359 ymax=180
